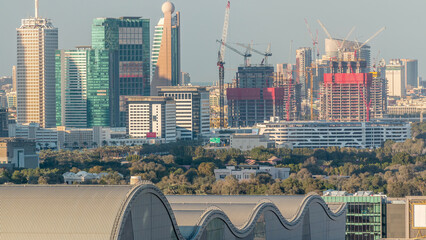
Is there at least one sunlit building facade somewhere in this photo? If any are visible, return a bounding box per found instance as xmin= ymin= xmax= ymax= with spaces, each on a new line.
xmin=151 ymin=2 xmax=181 ymax=95
xmin=16 ymin=7 xmax=58 ymax=128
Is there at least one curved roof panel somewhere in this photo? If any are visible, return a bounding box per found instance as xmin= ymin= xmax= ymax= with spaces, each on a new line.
xmin=0 ymin=184 xmax=346 ymax=240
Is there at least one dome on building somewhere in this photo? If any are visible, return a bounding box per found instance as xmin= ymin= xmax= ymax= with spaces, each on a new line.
xmin=162 ymin=1 xmax=175 ymax=14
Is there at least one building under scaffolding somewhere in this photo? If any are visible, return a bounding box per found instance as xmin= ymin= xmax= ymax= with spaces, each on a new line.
xmin=227 ymin=66 xmax=301 ymax=127
xmin=320 ymin=73 xmax=372 ymax=122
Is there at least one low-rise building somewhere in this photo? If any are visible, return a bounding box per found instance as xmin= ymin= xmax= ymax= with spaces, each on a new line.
xmin=230 ymin=133 xmax=274 ymax=151
xmin=0 ymin=138 xmax=38 ymax=168
xmin=323 ymin=190 xmax=387 ymax=240
xmin=214 ymin=165 xmax=290 ymax=181
xmin=257 ymin=118 xmax=411 ymax=149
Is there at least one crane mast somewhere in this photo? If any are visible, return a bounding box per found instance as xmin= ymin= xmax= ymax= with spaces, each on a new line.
xmin=217 ymin=1 xmax=230 ymax=128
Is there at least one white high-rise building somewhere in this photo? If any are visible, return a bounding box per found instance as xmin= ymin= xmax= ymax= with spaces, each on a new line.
xmin=16 ymin=0 xmax=58 ymax=128
xmin=157 ymin=86 xmax=209 ymax=140
xmin=126 ymin=96 xmax=177 ymax=143
xmin=386 ymin=59 xmax=405 ymax=98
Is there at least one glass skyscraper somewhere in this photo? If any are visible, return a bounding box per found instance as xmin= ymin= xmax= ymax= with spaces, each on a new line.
xmin=92 ymin=17 xmax=150 ymax=126
xmin=56 ymin=48 xmax=119 ymax=128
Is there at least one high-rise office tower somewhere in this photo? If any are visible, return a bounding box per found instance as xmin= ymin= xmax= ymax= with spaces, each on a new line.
xmin=56 ymin=47 xmax=119 ymax=128
xmin=56 ymin=48 xmax=89 ymax=128
xmin=386 ymin=59 xmax=405 ymax=98
xmin=296 ymin=47 xmax=312 ymax=97
xmin=157 ymin=86 xmax=209 ymax=140
xmin=151 ymin=2 xmax=181 ymax=96
xmin=16 ymin=0 xmax=58 ymax=128
xmin=400 ymin=59 xmax=418 ymax=88
xmin=92 ymin=17 xmax=150 ymax=126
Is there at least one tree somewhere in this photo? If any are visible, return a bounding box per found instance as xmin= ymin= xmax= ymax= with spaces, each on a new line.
xmin=198 ymin=162 xmax=215 ymax=177
xmin=102 ymin=141 xmax=108 ymax=147
xmin=92 ymin=142 xmax=98 ymax=149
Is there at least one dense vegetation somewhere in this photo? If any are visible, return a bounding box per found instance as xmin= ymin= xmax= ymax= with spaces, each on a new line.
xmin=0 ymin=123 xmax=425 ymax=197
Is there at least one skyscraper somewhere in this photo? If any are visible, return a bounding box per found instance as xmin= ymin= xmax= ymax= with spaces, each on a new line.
xmin=400 ymin=59 xmax=418 ymax=88
xmin=151 ymin=1 xmax=181 ymax=96
xmin=296 ymin=47 xmax=312 ymax=97
xmin=92 ymin=17 xmax=150 ymax=126
xmin=56 ymin=48 xmax=89 ymax=128
xmin=16 ymin=0 xmax=58 ymax=128
xmin=56 ymin=47 xmax=119 ymax=128
xmin=386 ymin=59 xmax=405 ymax=98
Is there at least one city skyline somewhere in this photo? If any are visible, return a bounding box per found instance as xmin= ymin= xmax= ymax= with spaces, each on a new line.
xmin=1 ymin=0 xmax=425 ymax=84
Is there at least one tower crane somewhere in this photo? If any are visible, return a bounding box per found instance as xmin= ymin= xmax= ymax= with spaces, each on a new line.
xmin=304 ymin=19 xmax=320 ymax=60
xmin=353 ymin=27 xmax=386 ymax=60
xmin=317 ymin=20 xmax=356 ymax=60
xmin=218 ymin=41 xmax=252 ymax=66
xmin=217 ymin=1 xmax=230 ymax=128
xmin=236 ymin=43 xmax=272 ymax=65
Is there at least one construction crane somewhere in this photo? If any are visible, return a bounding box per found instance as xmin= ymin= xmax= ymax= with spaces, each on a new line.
xmin=317 ymin=20 xmax=356 ymax=60
xmin=217 ymin=1 xmax=230 ymax=129
xmin=304 ymin=19 xmax=320 ymax=60
xmin=353 ymin=27 xmax=386 ymax=60
xmin=236 ymin=43 xmax=272 ymax=65
xmin=218 ymin=40 xmax=252 ymax=66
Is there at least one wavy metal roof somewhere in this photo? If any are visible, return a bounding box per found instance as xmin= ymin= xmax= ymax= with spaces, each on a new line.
xmin=0 ymin=184 xmax=346 ymax=240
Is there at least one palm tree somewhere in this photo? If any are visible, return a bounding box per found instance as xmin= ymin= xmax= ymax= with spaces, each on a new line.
xmin=102 ymin=140 xmax=108 ymax=147
xmin=111 ymin=141 xmax=117 ymax=146
xmin=73 ymin=142 xmax=79 ymax=149
xmin=63 ymin=142 xmax=68 ymax=149
xmin=92 ymin=142 xmax=98 ymax=149
xmin=83 ymin=142 xmax=88 ymax=148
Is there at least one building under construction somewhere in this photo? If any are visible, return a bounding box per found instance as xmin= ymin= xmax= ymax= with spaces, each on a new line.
xmin=227 ymin=65 xmax=301 ymax=127
xmin=320 ymin=72 xmax=372 ymax=122
xmin=370 ymin=72 xmax=387 ymax=119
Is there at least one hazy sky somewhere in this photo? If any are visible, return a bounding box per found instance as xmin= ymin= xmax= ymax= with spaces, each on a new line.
xmin=1 ymin=0 xmax=425 ymax=84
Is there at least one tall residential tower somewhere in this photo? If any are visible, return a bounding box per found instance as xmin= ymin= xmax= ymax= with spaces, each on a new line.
xmin=151 ymin=1 xmax=181 ymax=96
xmin=16 ymin=0 xmax=58 ymax=128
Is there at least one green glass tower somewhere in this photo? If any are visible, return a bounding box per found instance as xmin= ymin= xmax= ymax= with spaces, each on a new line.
xmin=56 ymin=48 xmax=119 ymax=128
xmin=92 ymin=17 xmax=150 ymax=126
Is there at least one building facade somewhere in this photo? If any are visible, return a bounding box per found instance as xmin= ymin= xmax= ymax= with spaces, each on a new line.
xmin=230 ymin=133 xmax=274 ymax=151
xmin=157 ymin=86 xmax=209 ymax=140
xmin=125 ymin=96 xmax=177 ymax=143
xmin=151 ymin=2 xmax=181 ymax=96
xmin=386 ymin=59 xmax=405 ymax=98
xmin=56 ymin=48 xmax=119 ymax=128
xmin=320 ymin=73 xmax=372 ymax=122
xmin=16 ymin=4 xmax=58 ymax=128
xmin=214 ymin=165 xmax=290 ymax=181
xmin=257 ymin=120 xmax=411 ymax=149
xmin=296 ymin=47 xmax=312 ymax=97
xmin=400 ymin=59 xmax=418 ymax=88
xmin=0 ymin=138 xmax=38 ymax=169
xmin=55 ymin=48 xmax=89 ymax=128
xmin=323 ymin=191 xmax=386 ymax=240
xmin=92 ymin=17 xmax=150 ymax=126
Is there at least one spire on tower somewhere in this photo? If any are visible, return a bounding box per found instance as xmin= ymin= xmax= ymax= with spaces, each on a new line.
xmin=35 ymin=0 xmax=39 ymax=18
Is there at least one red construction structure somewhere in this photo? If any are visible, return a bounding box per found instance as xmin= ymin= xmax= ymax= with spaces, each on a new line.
xmin=320 ymin=73 xmax=373 ymax=122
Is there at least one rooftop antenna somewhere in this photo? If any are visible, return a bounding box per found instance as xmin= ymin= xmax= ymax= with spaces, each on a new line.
xmin=35 ymin=0 xmax=39 ymax=18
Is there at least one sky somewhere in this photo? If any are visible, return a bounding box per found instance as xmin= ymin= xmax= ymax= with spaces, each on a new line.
xmin=1 ymin=0 xmax=425 ymax=84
